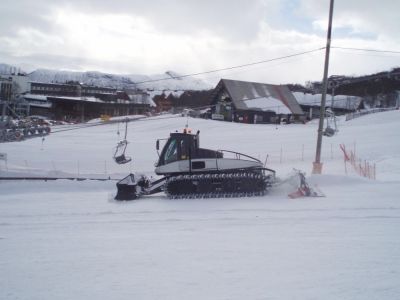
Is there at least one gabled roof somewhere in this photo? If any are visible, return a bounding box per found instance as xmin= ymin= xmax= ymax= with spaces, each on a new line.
xmin=212 ymin=79 xmax=304 ymax=115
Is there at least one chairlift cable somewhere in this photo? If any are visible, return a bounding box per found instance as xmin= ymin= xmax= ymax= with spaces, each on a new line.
xmin=124 ymin=118 xmax=128 ymax=140
xmin=133 ymin=47 xmax=326 ymax=84
xmin=331 ymin=46 xmax=400 ymax=54
xmin=49 ymin=115 xmax=182 ymax=135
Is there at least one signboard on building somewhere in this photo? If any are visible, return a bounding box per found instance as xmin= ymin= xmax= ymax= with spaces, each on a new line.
xmin=211 ymin=114 xmax=224 ymax=121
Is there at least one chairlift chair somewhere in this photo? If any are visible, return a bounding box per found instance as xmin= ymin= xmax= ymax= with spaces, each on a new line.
xmin=113 ymin=118 xmax=132 ymax=164
xmin=323 ymin=126 xmax=336 ymax=137
xmin=323 ymin=109 xmax=337 ymax=137
xmin=114 ymin=140 xmax=132 ymax=164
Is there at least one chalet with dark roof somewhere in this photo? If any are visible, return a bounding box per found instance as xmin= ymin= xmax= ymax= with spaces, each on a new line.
xmin=209 ymin=79 xmax=304 ymax=124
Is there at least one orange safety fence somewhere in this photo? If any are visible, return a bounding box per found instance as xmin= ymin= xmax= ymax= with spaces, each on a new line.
xmin=339 ymin=144 xmax=376 ymax=180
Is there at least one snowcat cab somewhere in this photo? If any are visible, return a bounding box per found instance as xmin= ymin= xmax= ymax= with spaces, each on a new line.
xmin=155 ymin=130 xmax=223 ymax=174
xmin=156 ymin=131 xmax=200 ymax=167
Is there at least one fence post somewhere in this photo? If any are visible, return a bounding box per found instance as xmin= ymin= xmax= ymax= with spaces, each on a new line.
xmin=339 ymin=144 xmax=348 ymax=175
xmin=51 ymin=161 xmax=57 ymax=172
xmin=364 ymin=160 xmax=368 ymax=178
xmin=77 ymin=161 xmax=80 ymax=177
xmin=24 ymin=160 xmax=29 ymax=169
xmin=353 ymin=141 xmax=356 ymax=157
xmin=264 ymin=154 xmax=269 ymax=167
xmin=341 ymin=143 xmax=377 ymax=180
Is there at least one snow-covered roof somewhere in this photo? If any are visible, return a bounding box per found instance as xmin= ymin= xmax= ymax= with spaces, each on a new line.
xmin=22 ymin=94 xmax=52 ymax=108
xmin=23 ymin=93 xmax=48 ymax=101
xmin=127 ymin=93 xmax=155 ymax=107
xmin=243 ymin=97 xmax=291 ymax=114
xmin=293 ymin=92 xmax=362 ymax=110
xmin=29 ymin=102 xmax=52 ymax=108
xmin=215 ymin=79 xmax=303 ymax=115
xmin=47 ymin=95 xmax=104 ymax=103
xmin=23 ymin=93 xmax=104 ymax=103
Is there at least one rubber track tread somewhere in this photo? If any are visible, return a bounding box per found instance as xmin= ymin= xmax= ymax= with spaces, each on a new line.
xmin=165 ymin=172 xmax=272 ymax=199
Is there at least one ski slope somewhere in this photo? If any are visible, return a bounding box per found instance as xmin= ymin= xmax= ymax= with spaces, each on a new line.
xmin=1 ymin=111 xmax=400 ymax=299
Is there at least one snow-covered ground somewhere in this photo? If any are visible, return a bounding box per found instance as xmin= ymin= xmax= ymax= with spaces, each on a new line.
xmin=1 ymin=111 xmax=399 ymax=299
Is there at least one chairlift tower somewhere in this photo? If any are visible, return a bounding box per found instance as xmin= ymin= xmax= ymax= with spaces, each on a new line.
xmin=312 ymin=0 xmax=335 ymax=174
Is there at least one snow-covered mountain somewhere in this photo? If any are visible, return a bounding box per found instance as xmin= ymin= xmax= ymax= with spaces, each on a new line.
xmin=0 ymin=63 xmax=212 ymax=91
xmin=0 ymin=63 xmax=20 ymax=75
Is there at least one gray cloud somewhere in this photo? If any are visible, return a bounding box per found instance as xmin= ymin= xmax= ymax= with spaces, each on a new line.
xmin=0 ymin=1 xmax=54 ymax=35
xmin=0 ymin=0 xmax=399 ymax=84
xmin=299 ymin=0 xmax=400 ymax=41
xmin=2 ymin=0 xmax=398 ymax=43
xmin=0 ymin=0 xmax=275 ymax=42
xmin=73 ymin=0 xmax=273 ymax=41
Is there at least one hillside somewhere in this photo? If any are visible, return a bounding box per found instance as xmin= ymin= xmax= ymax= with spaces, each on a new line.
xmin=1 ymin=110 xmax=399 ymax=299
xmin=305 ymin=68 xmax=400 ymax=108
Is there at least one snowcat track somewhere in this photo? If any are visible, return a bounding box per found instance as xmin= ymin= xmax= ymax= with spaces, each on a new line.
xmin=165 ymin=172 xmax=274 ymax=199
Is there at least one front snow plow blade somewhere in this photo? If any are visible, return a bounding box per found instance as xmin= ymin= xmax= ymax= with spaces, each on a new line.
xmin=115 ymin=174 xmax=166 ymax=200
xmin=115 ymin=174 xmax=140 ymax=200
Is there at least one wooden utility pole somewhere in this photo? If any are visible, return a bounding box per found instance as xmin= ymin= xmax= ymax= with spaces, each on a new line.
xmin=312 ymin=0 xmax=335 ymax=174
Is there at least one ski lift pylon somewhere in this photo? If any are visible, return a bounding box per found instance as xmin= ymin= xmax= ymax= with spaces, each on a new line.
xmin=113 ymin=118 xmax=132 ymax=164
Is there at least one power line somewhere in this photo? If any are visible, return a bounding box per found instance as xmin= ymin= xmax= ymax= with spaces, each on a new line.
xmin=50 ymin=121 xmax=113 ymax=134
xmin=50 ymin=114 xmax=182 ymax=134
xmin=133 ymin=46 xmax=399 ymax=86
xmin=134 ymin=47 xmax=326 ymax=85
xmin=331 ymin=46 xmax=400 ymax=54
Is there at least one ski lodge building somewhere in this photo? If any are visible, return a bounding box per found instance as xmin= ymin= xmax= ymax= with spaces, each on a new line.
xmin=21 ymin=82 xmax=152 ymax=122
xmin=209 ymin=79 xmax=304 ymax=124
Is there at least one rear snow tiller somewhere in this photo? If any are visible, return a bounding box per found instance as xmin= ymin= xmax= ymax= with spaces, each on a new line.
xmin=115 ymin=129 xmax=276 ymax=200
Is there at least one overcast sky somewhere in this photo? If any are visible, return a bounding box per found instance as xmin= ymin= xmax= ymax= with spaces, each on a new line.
xmin=1 ymin=0 xmax=399 ymax=85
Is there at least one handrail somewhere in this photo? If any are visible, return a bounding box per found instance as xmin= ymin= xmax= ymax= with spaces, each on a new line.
xmin=217 ymin=149 xmax=261 ymax=163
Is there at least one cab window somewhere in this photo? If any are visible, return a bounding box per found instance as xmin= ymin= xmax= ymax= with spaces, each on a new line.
xmin=164 ymin=139 xmax=178 ymax=164
xmin=180 ymin=139 xmax=187 ymax=159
